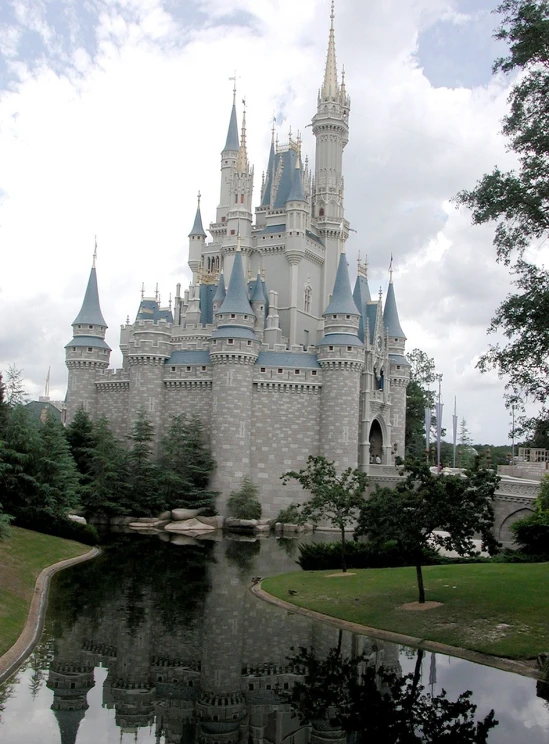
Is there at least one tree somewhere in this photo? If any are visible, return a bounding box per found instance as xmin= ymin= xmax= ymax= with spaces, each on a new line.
xmin=285 ymin=644 xmax=498 ymax=743
xmin=0 ymin=405 xmax=43 ymax=521
xmin=511 ymin=472 xmax=549 ymax=554
xmin=227 ymin=477 xmax=262 ymax=520
xmin=35 ymin=412 xmax=81 ymax=519
xmin=454 ymin=1 xmax=549 ymax=430
xmin=127 ymin=408 xmax=161 ymax=515
xmin=3 ymin=364 xmax=27 ymax=406
xmin=81 ymin=416 xmax=130 ymax=517
xmin=405 ymin=349 xmax=437 ymax=461
xmin=159 ymin=414 xmax=217 ymax=513
xmin=356 ymin=461 xmax=500 ymax=603
xmin=65 ymin=407 xmax=96 ymax=487
xmin=282 ymin=456 xmax=368 ymax=572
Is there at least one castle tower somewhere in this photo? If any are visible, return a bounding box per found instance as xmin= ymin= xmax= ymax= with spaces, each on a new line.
xmin=210 ymin=242 xmax=259 ymax=511
xmin=188 ymin=192 xmax=207 ymax=283
xmin=212 ymin=271 xmax=226 ymax=316
xmin=65 ymin=246 xmax=111 ymax=424
xmin=216 ymin=92 xmax=239 ymax=225
xmin=285 ymin=157 xmax=309 ymax=346
xmin=317 ymin=250 xmax=364 ymax=469
xmin=312 ymin=2 xmax=351 ymax=309
xmin=383 ymin=268 xmax=409 ymax=460
xmin=250 ymin=272 xmax=266 ymax=341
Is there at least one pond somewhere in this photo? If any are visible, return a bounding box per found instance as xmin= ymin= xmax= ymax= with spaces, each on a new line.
xmin=0 ymin=532 xmax=547 ymax=743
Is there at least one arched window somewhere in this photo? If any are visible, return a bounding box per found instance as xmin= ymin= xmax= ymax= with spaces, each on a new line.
xmin=319 ymin=207 xmax=325 ymax=217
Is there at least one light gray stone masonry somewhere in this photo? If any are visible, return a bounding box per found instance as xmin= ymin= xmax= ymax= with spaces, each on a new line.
xmin=318 ymin=359 xmax=363 ymax=470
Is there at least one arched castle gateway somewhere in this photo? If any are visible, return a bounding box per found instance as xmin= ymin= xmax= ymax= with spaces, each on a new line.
xmin=64 ymin=6 xmax=410 ymax=518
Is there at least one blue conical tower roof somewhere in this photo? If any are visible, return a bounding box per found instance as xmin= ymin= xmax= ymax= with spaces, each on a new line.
xmin=287 ymin=160 xmax=306 ymax=202
xmin=353 ymin=274 xmax=371 ymax=342
xmin=323 ymin=252 xmax=361 ymax=317
xmin=223 ymin=101 xmax=239 ymax=152
xmin=217 ymin=250 xmax=253 ymax=315
xmin=251 ymin=272 xmax=265 ymax=302
xmin=188 ymin=203 xmax=206 ymax=237
xmin=261 ymin=138 xmax=276 ymax=206
xmin=213 ymin=271 xmax=226 ymax=304
xmin=383 ymin=279 xmax=406 ymax=339
xmin=73 ymin=266 xmax=107 ymax=327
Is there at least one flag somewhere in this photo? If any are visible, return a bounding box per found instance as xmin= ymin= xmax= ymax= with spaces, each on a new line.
xmin=425 ymin=408 xmax=432 ymax=450
xmin=452 ymin=397 xmax=458 ymax=448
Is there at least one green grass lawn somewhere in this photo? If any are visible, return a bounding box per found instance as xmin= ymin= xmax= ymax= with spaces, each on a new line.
xmin=0 ymin=526 xmax=90 ymax=656
xmin=262 ymin=563 xmax=549 ymax=660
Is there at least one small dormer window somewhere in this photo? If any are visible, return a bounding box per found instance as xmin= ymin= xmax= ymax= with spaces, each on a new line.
xmin=247 ymin=340 xmax=251 ymax=346
xmin=87 ymin=347 xmax=93 ymax=352
xmin=202 ymin=366 xmax=207 ymax=371
xmin=277 ymin=368 xmax=283 ymax=374
xmin=231 ymin=314 xmax=236 ymax=319
xmin=228 ymin=339 xmax=234 ymax=345
xmin=346 ymin=315 xmax=350 ymax=320
xmin=329 ymin=345 xmax=334 ymax=351
xmin=244 ymin=315 xmax=248 ymax=319
xmin=89 ymin=324 xmax=93 ymax=329
xmin=312 ymin=370 xmax=317 ymax=376
xmin=333 ymin=315 xmax=337 ymax=319
xmin=347 ymin=346 xmax=352 ymax=351
xmin=186 ymin=366 xmax=191 ymax=371
xmin=397 ymin=365 xmax=401 ymax=369
xmin=171 ymin=367 xmax=176 ymax=372
xmin=260 ymin=367 xmax=266 ymax=372
xmin=294 ymin=369 xmax=300 ymax=374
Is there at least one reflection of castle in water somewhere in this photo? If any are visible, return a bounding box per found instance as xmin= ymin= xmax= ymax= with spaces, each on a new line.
xmin=45 ymin=538 xmax=401 ymax=743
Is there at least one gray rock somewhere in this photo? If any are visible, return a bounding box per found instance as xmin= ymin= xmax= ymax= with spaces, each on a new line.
xmin=196 ymin=515 xmax=224 ymax=529
xmin=171 ymin=508 xmax=201 ymax=521
xmin=165 ymin=518 xmax=216 ymax=533
xmin=225 ymin=518 xmax=258 ymax=529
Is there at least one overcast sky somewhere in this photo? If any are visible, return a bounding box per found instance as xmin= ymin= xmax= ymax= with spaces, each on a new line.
xmin=0 ymin=0 xmax=532 ymax=445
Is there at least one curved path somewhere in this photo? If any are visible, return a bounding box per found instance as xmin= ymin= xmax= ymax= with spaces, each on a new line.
xmin=0 ymin=547 xmax=100 ymax=685
xmin=251 ymin=583 xmax=542 ymax=681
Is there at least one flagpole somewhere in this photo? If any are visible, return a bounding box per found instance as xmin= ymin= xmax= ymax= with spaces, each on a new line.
xmin=435 ymin=375 xmax=443 ymax=472
xmin=452 ymin=396 xmax=457 ymax=468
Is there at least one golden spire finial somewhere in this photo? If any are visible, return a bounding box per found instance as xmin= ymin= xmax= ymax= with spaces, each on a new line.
xmin=331 ymin=0 xmax=335 ymax=27
xmin=92 ymin=235 xmax=97 ymax=268
xmin=237 ymin=98 xmax=248 ymax=172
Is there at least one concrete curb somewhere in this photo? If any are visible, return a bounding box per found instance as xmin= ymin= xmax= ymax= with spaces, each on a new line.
xmin=0 ymin=546 xmax=101 ymax=685
xmin=251 ymin=583 xmax=542 ymax=681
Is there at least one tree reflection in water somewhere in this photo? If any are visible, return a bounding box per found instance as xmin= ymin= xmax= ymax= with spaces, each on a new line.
xmin=285 ymin=644 xmax=498 ymax=743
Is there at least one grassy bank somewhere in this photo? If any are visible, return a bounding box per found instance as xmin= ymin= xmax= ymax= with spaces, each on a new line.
xmin=262 ymin=563 xmax=549 ymax=659
xmin=0 ymin=527 xmax=90 ymax=656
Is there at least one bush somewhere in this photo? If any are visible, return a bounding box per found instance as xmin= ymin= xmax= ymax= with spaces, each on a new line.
xmin=276 ymin=503 xmax=301 ymax=524
xmin=13 ymin=514 xmax=99 ymax=546
xmin=227 ymin=478 xmax=262 ymax=520
xmin=297 ymin=541 xmax=442 ymax=571
xmin=511 ymin=513 xmax=549 ymax=556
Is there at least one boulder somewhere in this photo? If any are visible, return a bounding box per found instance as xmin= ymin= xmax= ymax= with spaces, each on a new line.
xmin=157 ymin=511 xmax=172 ymax=521
xmin=224 ymin=518 xmax=258 ymax=530
xmin=196 ymin=515 xmax=224 ymax=529
xmin=255 ymin=523 xmax=271 ymax=532
xmin=171 ymin=508 xmax=201 ymax=521
xmin=68 ymin=514 xmax=87 ymax=525
xmin=165 ymin=518 xmax=216 ymax=533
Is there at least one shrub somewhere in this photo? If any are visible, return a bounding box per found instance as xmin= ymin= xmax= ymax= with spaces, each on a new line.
xmin=276 ymin=503 xmax=301 ymax=524
xmin=13 ymin=514 xmax=99 ymax=546
xmin=227 ymin=478 xmax=262 ymax=520
xmin=511 ymin=513 xmax=549 ymax=556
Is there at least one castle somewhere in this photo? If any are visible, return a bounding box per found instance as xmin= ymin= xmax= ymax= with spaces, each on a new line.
xmin=65 ymin=5 xmax=410 ymax=518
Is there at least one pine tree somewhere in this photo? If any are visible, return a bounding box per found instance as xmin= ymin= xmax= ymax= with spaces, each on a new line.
xmin=159 ymin=414 xmax=217 ymax=512
xmin=3 ymin=364 xmax=27 ymax=406
xmin=82 ymin=416 xmax=130 ymax=517
xmin=127 ymin=408 xmax=161 ymax=515
xmin=65 ymin=407 xmax=96 ymax=487
xmin=36 ymin=412 xmax=81 ymax=519
xmin=0 ymin=405 xmax=43 ymax=521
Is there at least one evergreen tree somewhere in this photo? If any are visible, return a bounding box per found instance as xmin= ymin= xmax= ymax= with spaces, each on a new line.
xmin=3 ymin=364 xmax=27 ymax=406
xmin=228 ymin=477 xmax=262 ymax=521
xmin=127 ymin=408 xmax=161 ymax=515
xmin=404 ymin=349 xmax=437 ymax=460
xmin=36 ymin=412 xmax=81 ymax=519
xmin=81 ymin=416 xmax=130 ymax=517
xmin=0 ymin=405 xmax=43 ymax=520
xmin=159 ymin=414 xmax=217 ymax=512
xmin=0 ymin=373 xmax=8 ymax=438
xmin=65 ymin=407 xmax=96 ymax=487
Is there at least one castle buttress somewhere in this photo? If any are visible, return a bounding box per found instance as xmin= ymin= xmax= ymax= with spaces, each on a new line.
xmin=65 ymin=4 xmax=410 ymax=517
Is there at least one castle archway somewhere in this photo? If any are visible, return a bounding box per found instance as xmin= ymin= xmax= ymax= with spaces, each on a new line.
xmin=369 ymin=419 xmax=383 ymax=462
xmin=498 ymin=507 xmax=535 ymax=544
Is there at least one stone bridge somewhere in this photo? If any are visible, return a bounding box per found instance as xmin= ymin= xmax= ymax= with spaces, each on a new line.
xmin=369 ymin=468 xmax=539 ymax=548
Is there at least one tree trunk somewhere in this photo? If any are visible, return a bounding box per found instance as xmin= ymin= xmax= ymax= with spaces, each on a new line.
xmin=415 ymin=562 xmax=425 ymax=604
xmin=340 ymin=527 xmax=347 ymax=573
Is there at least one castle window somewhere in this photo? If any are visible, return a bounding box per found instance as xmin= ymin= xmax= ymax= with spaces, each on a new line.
xmin=186 ymin=366 xmax=191 ymax=371
xmin=171 ymin=367 xmax=176 ymax=372
xmin=89 ymin=324 xmax=94 ymax=328
xmin=228 ymin=339 xmax=234 ymax=345
xmin=231 ymin=314 xmax=236 ymax=319
xmin=277 ymin=369 xmax=283 ymax=374
xmin=212 ymin=339 xmax=217 ymax=344
xmin=202 ymin=366 xmax=207 ymax=371
xmin=235 ymin=194 xmax=238 ymax=203
xmin=222 ymin=216 xmax=226 ymax=222
xmin=312 ymin=370 xmax=317 ymax=376
xmin=87 ymin=347 xmax=93 ymax=352
xmin=244 ymin=315 xmax=248 ymax=319
xmin=77 ymin=325 xmax=81 ymax=328
xmin=329 ymin=346 xmax=334 ymax=351
xmin=240 ymin=193 xmax=244 ymax=203
xmin=247 ymin=340 xmax=251 ymax=346
xmin=333 ymin=315 xmax=337 ymax=319
xmin=319 ymin=207 xmax=324 ymax=217
xmin=294 ymin=369 xmax=300 ymax=374
xmin=231 ymin=229 xmax=235 ymax=235
xmin=397 ymin=365 xmax=401 ymax=369
xmin=346 ymin=315 xmax=351 ymax=320
xmin=347 ymin=346 xmax=352 ymax=352
xmin=260 ymin=368 xmax=266 ymax=372
xmin=304 ymin=284 xmax=312 ymax=313
xmin=248 ymin=683 xmax=255 ymax=691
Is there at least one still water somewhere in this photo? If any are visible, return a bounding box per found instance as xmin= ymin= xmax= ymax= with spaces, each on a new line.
xmin=0 ymin=533 xmax=548 ymax=743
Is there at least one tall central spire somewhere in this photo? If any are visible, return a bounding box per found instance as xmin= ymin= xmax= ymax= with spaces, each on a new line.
xmin=236 ymin=100 xmax=248 ymax=173
xmin=322 ymin=0 xmax=339 ymax=99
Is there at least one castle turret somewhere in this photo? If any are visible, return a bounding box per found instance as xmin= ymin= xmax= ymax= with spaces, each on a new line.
xmin=383 ymin=267 xmax=409 ymax=461
xmin=210 ymin=243 xmax=259 ymax=511
xmin=189 ymin=192 xmax=207 ymax=282
xmin=250 ymin=272 xmax=266 ymax=341
xmin=212 ymin=271 xmax=226 ymax=316
xmin=65 ymin=247 xmax=111 ymax=423
xmin=313 ymin=2 xmax=351 ymax=308
xmin=317 ymin=250 xmax=364 ymax=469
xmin=216 ymin=93 xmax=239 ymax=226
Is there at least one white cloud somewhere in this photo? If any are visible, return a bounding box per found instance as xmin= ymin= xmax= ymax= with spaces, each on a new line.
xmin=0 ymin=0 xmax=523 ymax=443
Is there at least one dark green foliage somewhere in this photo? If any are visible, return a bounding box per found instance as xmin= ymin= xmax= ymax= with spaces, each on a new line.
xmin=276 ymin=503 xmax=301 ymax=523
xmin=454 ymin=2 xmax=549 ymax=428
xmin=511 ymin=474 xmax=549 ymax=554
xmin=356 ymin=461 xmax=500 ymax=602
xmin=65 ymin=407 xmax=96 ymax=487
xmin=82 ymin=416 xmax=130 ymax=517
xmin=127 ymin=408 xmax=162 ymax=516
xmin=404 ymin=349 xmax=437 ymax=459
xmin=228 ymin=477 xmax=262 ymax=520
xmin=282 ymin=456 xmax=368 ymax=572
xmin=159 ymin=414 xmax=217 ymax=513
xmin=12 ymin=514 xmax=99 ymax=545
xmin=35 ymin=413 xmax=81 ymax=519
xmin=297 ymin=541 xmax=441 ymax=571
xmin=285 ymin=645 xmax=497 ymax=742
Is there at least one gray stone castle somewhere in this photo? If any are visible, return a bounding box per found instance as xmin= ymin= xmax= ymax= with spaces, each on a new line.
xmin=65 ymin=6 xmax=410 ymax=517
